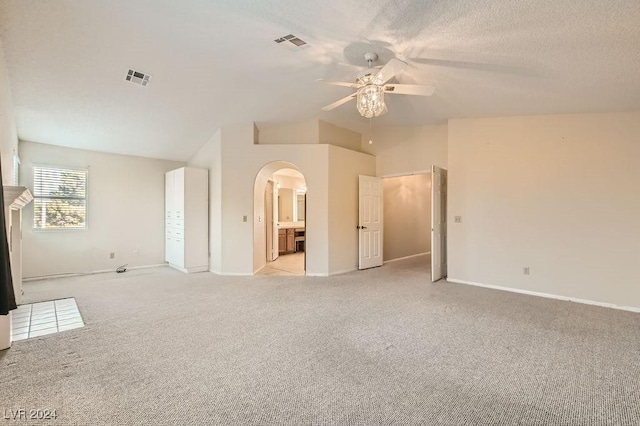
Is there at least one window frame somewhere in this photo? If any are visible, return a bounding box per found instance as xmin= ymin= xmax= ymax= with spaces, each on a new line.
xmin=31 ymin=164 xmax=89 ymax=231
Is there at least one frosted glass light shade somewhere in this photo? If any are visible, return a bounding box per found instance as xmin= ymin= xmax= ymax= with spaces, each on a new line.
xmin=357 ymin=84 xmax=387 ymax=118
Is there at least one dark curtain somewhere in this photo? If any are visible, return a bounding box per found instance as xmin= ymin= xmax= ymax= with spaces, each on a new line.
xmin=0 ymin=159 xmax=16 ymax=315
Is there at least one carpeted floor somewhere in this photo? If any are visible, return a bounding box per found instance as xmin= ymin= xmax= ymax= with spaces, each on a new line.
xmin=1 ymin=256 xmax=639 ymax=425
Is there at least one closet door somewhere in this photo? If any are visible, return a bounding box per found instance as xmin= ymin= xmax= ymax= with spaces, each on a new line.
xmin=173 ymin=167 xmax=185 ymax=221
xmin=431 ymin=166 xmax=447 ymax=282
xmin=165 ymin=170 xmax=174 ymax=219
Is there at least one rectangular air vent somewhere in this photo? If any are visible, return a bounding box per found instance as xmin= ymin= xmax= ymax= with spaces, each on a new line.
xmin=274 ymin=34 xmax=309 ymax=51
xmin=125 ymin=69 xmax=151 ymax=87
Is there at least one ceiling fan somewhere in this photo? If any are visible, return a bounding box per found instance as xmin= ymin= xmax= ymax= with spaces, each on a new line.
xmin=319 ymin=52 xmax=435 ymax=118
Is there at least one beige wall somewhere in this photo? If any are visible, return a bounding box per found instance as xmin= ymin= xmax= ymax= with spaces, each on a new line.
xmin=258 ymin=119 xmax=362 ymax=152
xmin=189 ymin=122 xmax=374 ymax=276
xmin=1 ymin=39 xmax=18 ymax=347
xmin=20 ymin=141 xmax=184 ymax=278
xmin=186 ymin=129 xmax=222 ymax=272
xmin=257 ymin=120 xmax=319 ymax=145
xmin=208 ymin=123 xmax=330 ymax=275
xmin=328 ymin=145 xmax=376 ymax=274
xmin=0 ymin=38 xmax=17 ymax=185
xmin=319 ymin=120 xmax=361 ymax=152
xmin=383 ymin=174 xmax=431 ymax=262
xmin=448 ymin=112 xmax=640 ymax=310
xmin=361 ymin=124 xmax=447 ymax=176
xmin=272 ymin=174 xmax=306 ymax=191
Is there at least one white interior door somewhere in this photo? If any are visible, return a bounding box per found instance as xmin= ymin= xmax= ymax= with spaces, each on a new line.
xmin=431 ymin=165 xmax=447 ymax=282
xmin=265 ymin=181 xmax=275 ymax=262
xmin=358 ymin=175 xmax=383 ymax=269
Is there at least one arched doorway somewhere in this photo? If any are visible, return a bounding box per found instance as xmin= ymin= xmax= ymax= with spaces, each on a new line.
xmin=253 ymin=161 xmax=307 ymax=275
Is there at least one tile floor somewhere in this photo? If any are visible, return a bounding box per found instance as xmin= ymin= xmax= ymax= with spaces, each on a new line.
xmin=11 ymin=298 xmax=84 ymax=341
xmin=258 ymin=252 xmax=305 ymax=276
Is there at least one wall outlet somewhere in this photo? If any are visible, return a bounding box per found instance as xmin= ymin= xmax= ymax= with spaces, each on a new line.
xmin=133 ymin=250 xmax=139 ymax=257
xmin=110 ymin=252 xmax=115 ymax=259
xmin=523 ymin=267 xmax=530 ymax=275
xmin=243 ymin=215 xmax=248 ymax=222
xmin=258 ymin=215 xmax=262 ymax=222
xmin=454 ymin=216 xmax=462 ymax=223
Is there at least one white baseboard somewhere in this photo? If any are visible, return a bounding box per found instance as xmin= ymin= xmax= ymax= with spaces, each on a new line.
xmin=24 ymin=263 xmax=169 ymax=282
xmin=329 ymin=268 xmax=357 ymax=276
xmin=305 ymin=272 xmax=329 ymax=277
xmin=125 ymin=264 xmax=168 ymax=272
xmin=168 ymin=264 xmax=208 ymax=274
xmin=384 ymin=252 xmax=430 ymax=264
xmin=447 ymin=278 xmax=640 ymax=313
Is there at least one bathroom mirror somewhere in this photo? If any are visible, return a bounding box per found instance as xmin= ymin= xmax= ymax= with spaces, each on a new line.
xmin=276 ymin=184 xmax=306 ymax=223
xmin=278 ymin=188 xmax=293 ymax=221
xmin=295 ymin=191 xmax=305 ymax=221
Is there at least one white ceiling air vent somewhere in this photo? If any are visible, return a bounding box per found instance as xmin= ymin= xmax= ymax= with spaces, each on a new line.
xmin=125 ymin=69 xmax=151 ymax=87
xmin=274 ymin=34 xmax=309 ymax=51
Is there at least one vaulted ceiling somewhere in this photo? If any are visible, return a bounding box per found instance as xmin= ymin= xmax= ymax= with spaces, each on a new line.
xmin=1 ymin=0 xmax=639 ymax=161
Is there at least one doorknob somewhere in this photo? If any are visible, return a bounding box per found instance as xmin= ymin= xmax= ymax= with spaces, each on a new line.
xmin=357 ymin=225 xmax=368 ymax=230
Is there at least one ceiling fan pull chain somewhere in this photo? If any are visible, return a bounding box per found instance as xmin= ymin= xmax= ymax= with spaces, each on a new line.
xmin=369 ymin=117 xmax=374 ymax=144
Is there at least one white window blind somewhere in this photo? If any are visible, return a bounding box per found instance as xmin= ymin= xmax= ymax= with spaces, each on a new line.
xmin=33 ymin=166 xmax=87 ymax=229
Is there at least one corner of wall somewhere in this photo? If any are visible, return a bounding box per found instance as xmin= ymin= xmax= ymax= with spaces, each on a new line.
xmin=0 ymin=37 xmax=18 ymax=185
xmin=327 ymin=145 xmax=376 ymax=274
xmin=253 ymin=122 xmax=259 ymax=145
xmin=319 ymin=120 xmax=362 ymax=152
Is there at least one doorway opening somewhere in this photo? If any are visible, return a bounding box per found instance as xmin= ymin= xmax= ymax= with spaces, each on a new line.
xmin=254 ymin=164 xmax=306 ymax=276
xmin=381 ymin=172 xmax=431 ymax=270
xmin=379 ymin=167 xmax=446 ymax=281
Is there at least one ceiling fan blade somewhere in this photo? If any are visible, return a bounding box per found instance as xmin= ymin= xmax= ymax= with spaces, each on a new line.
xmin=373 ymin=58 xmax=406 ymax=85
xmin=384 ymin=84 xmax=435 ymax=96
xmin=317 ymin=79 xmax=360 ymax=89
xmin=321 ymin=93 xmax=357 ymax=111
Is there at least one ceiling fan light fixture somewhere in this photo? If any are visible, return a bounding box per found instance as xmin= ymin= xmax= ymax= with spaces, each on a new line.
xmin=357 ymin=84 xmax=386 ymax=118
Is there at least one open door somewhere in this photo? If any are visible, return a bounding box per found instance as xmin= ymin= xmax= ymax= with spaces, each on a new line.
xmin=265 ymin=181 xmax=280 ymax=262
xmin=265 ymin=181 xmax=278 ymax=262
xmin=431 ymin=166 xmax=447 ymax=282
xmin=272 ymin=183 xmax=279 ymax=260
xmin=358 ymin=175 xmax=383 ymax=269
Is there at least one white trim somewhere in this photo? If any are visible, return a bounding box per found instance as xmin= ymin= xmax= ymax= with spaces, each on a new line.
xmin=447 ymin=278 xmax=640 ymax=313
xmin=23 ymin=263 xmax=168 ymax=281
xmin=381 ymin=170 xmax=432 ymax=179
xmin=168 ymin=264 xmax=208 ymax=274
xmin=384 ymin=252 xmax=430 ymax=264
xmin=216 ymin=272 xmax=253 ymax=276
xmin=329 ymin=268 xmax=357 ymax=276
xmin=305 ymin=272 xmax=329 ymax=277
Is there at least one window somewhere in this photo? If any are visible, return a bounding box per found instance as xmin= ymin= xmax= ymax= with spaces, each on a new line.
xmin=33 ymin=166 xmax=87 ymax=229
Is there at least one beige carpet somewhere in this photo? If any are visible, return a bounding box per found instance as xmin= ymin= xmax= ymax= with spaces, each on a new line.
xmin=1 ymin=256 xmax=639 ymax=425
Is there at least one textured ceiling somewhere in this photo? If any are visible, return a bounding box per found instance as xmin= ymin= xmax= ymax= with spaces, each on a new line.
xmin=1 ymin=0 xmax=639 ymax=161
